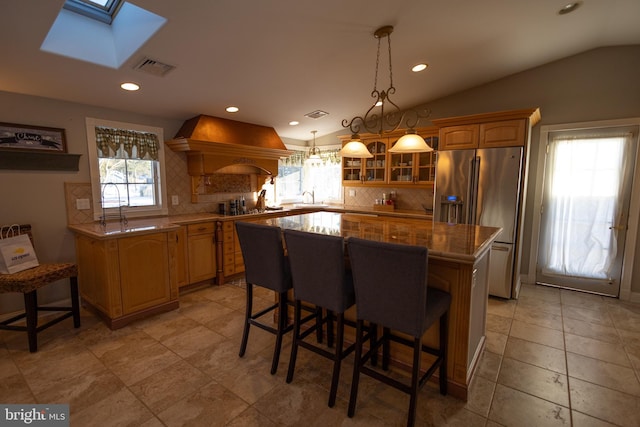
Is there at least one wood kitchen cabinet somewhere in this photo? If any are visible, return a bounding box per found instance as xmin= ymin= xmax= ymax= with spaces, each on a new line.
xmin=74 ymin=230 xmax=179 ymax=329
xmin=340 ymin=126 xmax=438 ymax=188
xmin=435 ymin=109 xmax=538 ymax=150
xmin=186 ymin=222 xmax=217 ymax=284
xmin=175 ymin=225 xmax=188 ymax=288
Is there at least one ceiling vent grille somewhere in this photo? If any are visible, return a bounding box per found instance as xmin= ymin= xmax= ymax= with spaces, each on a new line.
xmin=133 ymin=57 xmax=175 ymax=77
xmin=304 ymin=110 xmax=329 ymax=119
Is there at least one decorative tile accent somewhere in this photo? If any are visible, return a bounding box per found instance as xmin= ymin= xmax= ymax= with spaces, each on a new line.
xmin=343 ymin=186 xmax=434 ymax=212
xmin=64 ymin=182 xmax=94 ymax=225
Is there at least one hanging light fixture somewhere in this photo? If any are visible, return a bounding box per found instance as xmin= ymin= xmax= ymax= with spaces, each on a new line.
xmin=340 ymin=25 xmax=431 ymax=156
xmin=305 ymin=130 xmax=322 ymax=165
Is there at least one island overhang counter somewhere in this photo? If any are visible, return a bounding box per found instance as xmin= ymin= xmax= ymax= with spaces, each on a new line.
xmin=246 ymin=211 xmax=502 ymax=400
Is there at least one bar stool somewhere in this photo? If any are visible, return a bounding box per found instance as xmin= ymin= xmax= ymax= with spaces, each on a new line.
xmin=0 ymin=225 xmax=81 ymax=352
xmin=235 ymin=221 xmax=293 ymax=375
xmin=346 ymin=237 xmax=451 ymax=427
xmin=283 ymin=229 xmax=356 ymax=407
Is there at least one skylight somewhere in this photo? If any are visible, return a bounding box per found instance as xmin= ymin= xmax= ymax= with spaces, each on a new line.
xmin=42 ymin=2 xmax=167 ymax=69
xmin=63 ymin=0 xmax=122 ymax=25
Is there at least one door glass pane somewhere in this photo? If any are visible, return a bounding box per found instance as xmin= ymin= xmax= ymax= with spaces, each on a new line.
xmin=537 ymin=125 xmax=637 ymax=298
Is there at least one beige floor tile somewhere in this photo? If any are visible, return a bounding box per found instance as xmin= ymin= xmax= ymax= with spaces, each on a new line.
xmin=608 ymin=302 xmax=640 ymax=333
xmin=618 ymin=328 xmax=640 ymax=347
xmin=567 ymin=352 xmax=640 ymax=396
xmin=561 ymin=304 xmax=613 ymax=327
xmin=564 ymin=333 xmax=631 ymax=367
xmin=485 ymin=330 xmax=508 ymax=355
xmin=72 ymin=387 xmax=154 ymax=427
xmin=570 ymin=377 xmax=640 ymax=427
xmin=99 ymin=341 xmax=182 ymax=387
xmin=489 ymin=384 xmax=570 ymax=427
xmin=560 ymin=289 xmax=610 ymax=311
xmin=503 ymin=336 xmax=567 ymax=374
xmin=519 ymin=283 xmax=561 ymax=303
xmin=509 ymin=320 xmax=565 ymax=350
xmin=486 ymin=313 xmax=512 ymax=335
xmin=562 ymin=317 xmax=620 ymax=344
xmin=252 ymin=378 xmax=342 ymax=426
xmin=36 ymin=368 xmax=125 ymax=414
xmin=128 ymin=360 xmax=212 ymax=413
xmin=475 ymin=350 xmax=502 ymax=382
xmin=516 ymin=294 xmax=563 ymax=316
xmin=0 ymin=373 xmax=36 ymax=403
xmin=487 ymin=297 xmax=517 ymax=318
xmin=626 ymin=343 xmax=640 ymax=373
xmin=514 ymin=304 xmax=563 ymax=330
xmin=498 ymin=357 xmax=569 ymax=406
xmin=225 ymin=407 xmax=278 ymax=427
xmin=157 ymin=381 xmax=249 ymax=426
xmin=160 ymin=324 xmax=227 ymax=359
xmin=465 ymin=374 xmax=496 ymax=417
xmin=571 ymin=410 xmax=620 ymax=427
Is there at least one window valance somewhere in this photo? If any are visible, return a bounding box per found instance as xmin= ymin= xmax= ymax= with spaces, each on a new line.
xmin=95 ymin=126 xmax=160 ymax=160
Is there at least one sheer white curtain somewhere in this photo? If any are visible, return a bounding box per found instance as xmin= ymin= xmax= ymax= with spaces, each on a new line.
xmin=541 ymin=131 xmax=632 ymax=279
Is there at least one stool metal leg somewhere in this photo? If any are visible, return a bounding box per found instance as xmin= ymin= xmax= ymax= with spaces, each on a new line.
xmin=70 ymin=276 xmax=81 ymax=328
xmin=23 ymin=291 xmax=38 ymax=353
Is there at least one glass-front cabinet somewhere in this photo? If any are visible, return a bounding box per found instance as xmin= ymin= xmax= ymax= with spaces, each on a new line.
xmin=363 ymin=140 xmax=387 ymax=182
xmin=340 ymin=127 xmax=438 ymax=187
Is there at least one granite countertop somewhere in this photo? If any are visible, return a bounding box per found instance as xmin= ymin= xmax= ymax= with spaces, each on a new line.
xmin=252 ymin=211 xmax=501 ymax=263
xmin=68 ymin=204 xmax=433 ymax=239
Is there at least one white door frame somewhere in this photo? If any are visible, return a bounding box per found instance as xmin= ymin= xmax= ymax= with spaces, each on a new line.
xmin=526 ymin=118 xmax=640 ymax=302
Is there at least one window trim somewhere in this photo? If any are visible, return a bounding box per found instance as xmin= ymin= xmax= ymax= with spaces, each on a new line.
xmin=85 ymin=117 xmax=168 ymax=220
xmin=63 ymin=0 xmax=122 ymax=24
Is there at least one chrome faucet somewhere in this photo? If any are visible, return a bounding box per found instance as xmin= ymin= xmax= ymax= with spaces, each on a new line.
xmin=302 ymin=190 xmax=315 ymax=204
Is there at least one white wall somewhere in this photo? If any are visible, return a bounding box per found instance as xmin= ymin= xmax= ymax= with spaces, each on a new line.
xmin=0 ymin=91 xmax=183 ymax=314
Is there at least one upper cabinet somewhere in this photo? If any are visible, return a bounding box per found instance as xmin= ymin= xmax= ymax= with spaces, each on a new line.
xmin=340 ymin=127 xmax=438 ymax=188
xmin=434 ymin=108 xmax=541 ymax=151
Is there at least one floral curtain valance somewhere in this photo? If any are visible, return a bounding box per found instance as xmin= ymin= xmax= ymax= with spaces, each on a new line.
xmin=282 ymin=148 xmax=342 ymax=167
xmin=95 ymin=126 xmax=160 ymax=160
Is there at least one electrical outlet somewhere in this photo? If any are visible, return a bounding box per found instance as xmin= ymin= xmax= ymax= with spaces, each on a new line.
xmin=171 ymin=195 xmax=179 ymax=205
xmin=349 ymin=189 xmax=356 ymax=197
xmin=76 ymin=198 xmax=90 ymax=210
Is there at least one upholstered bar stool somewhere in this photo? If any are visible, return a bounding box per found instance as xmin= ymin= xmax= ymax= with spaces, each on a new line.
xmin=0 ymin=225 xmax=81 ymax=352
xmin=235 ymin=221 xmax=294 ymax=375
xmin=346 ymin=237 xmax=451 ymax=427
xmin=283 ymin=229 xmax=356 ymax=407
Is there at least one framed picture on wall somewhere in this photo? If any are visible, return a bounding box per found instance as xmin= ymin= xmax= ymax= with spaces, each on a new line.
xmin=0 ymin=122 xmax=67 ymax=152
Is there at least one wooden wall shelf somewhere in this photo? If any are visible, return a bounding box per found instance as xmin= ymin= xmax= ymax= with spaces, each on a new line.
xmin=0 ymin=150 xmax=81 ymax=171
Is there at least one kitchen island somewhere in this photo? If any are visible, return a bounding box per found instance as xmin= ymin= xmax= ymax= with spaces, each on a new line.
xmin=248 ymin=211 xmax=501 ymax=400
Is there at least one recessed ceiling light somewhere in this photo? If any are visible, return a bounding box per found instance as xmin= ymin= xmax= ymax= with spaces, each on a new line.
xmin=226 ymin=106 xmax=239 ymax=113
xmin=412 ymin=63 xmax=428 ymax=72
xmin=558 ymin=2 xmax=581 ymax=15
xmin=289 ymin=121 xmax=299 ymax=126
xmin=120 ymin=82 xmax=139 ymax=91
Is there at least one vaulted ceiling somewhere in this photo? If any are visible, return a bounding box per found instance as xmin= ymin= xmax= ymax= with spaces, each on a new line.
xmin=1 ymin=0 xmax=639 ymax=141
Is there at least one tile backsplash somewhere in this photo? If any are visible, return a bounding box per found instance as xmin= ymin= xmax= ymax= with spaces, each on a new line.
xmin=64 ymin=147 xmax=434 ymax=224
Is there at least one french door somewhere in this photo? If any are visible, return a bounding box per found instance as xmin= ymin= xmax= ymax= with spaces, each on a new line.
xmin=536 ymin=126 xmax=638 ymax=296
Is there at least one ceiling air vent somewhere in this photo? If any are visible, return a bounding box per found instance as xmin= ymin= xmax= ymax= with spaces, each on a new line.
xmin=304 ymin=110 xmax=329 ymax=119
xmin=133 ymin=57 xmax=175 ymax=77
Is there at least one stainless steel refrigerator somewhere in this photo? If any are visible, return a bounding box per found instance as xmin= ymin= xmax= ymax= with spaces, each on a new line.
xmin=434 ymin=147 xmax=524 ymax=298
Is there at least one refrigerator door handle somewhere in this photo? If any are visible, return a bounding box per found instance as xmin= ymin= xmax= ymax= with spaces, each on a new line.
xmin=467 ymin=156 xmax=480 ymax=225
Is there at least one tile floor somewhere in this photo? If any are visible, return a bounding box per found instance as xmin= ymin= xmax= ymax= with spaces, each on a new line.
xmin=1 ymin=282 xmax=640 ymax=426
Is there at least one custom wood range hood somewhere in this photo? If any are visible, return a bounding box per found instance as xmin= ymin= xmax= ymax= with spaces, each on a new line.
xmin=165 ymin=114 xmax=292 ymax=176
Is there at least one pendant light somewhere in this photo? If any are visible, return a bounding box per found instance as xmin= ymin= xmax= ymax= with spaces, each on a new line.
xmin=389 ymin=129 xmax=433 ymax=153
xmin=341 ymin=25 xmax=431 ymax=157
xmin=305 ymin=130 xmax=322 ymax=165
